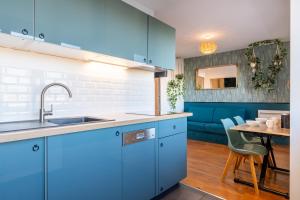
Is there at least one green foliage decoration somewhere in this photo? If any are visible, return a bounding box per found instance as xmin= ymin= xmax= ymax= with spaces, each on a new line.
xmin=167 ymin=74 xmax=184 ymax=112
xmin=245 ymin=39 xmax=287 ymax=91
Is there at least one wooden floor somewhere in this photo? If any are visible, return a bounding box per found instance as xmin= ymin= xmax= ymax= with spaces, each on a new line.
xmin=182 ymin=140 xmax=290 ymax=200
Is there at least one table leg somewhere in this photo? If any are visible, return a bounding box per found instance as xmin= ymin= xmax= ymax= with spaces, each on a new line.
xmin=234 ymin=136 xmax=289 ymax=198
xmin=261 ymin=136 xmax=289 ymax=173
xmin=234 ymin=178 xmax=289 ymax=198
xmin=267 ymin=136 xmax=290 ymax=173
xmin=270 ymin=143 xmax=277 ymax=168
xmin=260 ymin=136 xmax=274 ymax=169
xmin=259 ymin=136 xmax=271 ymax=188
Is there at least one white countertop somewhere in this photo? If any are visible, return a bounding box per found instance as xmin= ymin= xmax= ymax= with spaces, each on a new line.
xmin=0 ymin=113 xmax=192 ymax=144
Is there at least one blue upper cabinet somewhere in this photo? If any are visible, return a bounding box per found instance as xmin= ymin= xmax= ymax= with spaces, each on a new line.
xmin=0 ymin=138 xmax=45 ymax=200
xmin=1 ymin=0 xmax=176 ymax=69
xmin=47 ymin=128 xmax=122 ymax=200
xmin=34 ymin=0 xmax=107 ymax=52
xmin=148 ymin=16 xmax=176 ymax=70
xmin=104 ymin=0 xmax=148 ymax=64
xmin=0 ymin=0 xmax=34 ymax=37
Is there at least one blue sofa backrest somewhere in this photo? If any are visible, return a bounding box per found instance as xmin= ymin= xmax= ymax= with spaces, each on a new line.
xmin=185 ymin=102 xmax=290 ymax=122
xmin=212 ymin=108 xmax=246 ymax=124
xmin=186 ymin=106 xmax=246 ymax=124
xmin=186 ymin=106 xmax=214 ymax=123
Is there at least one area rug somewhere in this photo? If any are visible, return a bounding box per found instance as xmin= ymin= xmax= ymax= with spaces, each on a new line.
xmin=154 ymin=184 xmax=224 ymax=200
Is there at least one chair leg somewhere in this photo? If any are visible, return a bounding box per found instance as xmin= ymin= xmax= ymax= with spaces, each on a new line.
xmin=241 ymin=156 xmax=246 ymax=164
xmin=254 ymin=155 xmax=262 ymax=169
xmin=233 ymin=155 xmax=242 ymax=173
xmin=221 ymin=151 xmax=235 ymax=181
xmin=249 ymin=155 xmax=259 ymax=195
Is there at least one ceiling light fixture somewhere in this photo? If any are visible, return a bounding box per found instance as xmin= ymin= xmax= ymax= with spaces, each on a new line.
xmin=201 ymin=33 xmax=215 ymax=40
xmin=200 ymin=41 xmax=218 ymax=55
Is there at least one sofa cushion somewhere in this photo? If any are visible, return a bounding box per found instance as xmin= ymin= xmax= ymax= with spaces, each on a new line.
xmin=212 ymin=108 xmax=246 ymax=124
xmin=187 ymin=106 xmax=214 ymax=123
xmin=187 ymin=121 xmax=207 ymax=132
xmin=205 ymin=123 xmax=226 ymax=135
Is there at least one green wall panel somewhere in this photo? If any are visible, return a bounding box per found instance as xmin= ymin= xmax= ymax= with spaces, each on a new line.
xmin=184 ymin=42 xmax=290 ymax=103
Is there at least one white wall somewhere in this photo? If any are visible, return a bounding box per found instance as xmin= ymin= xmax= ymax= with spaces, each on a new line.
xmin=290 ymin=0 xmax=300 ymax=199
xmin=0 ymin=47 xmax=155 ymax=122
xmin=160 ymin=58 xmax=184 ymax=114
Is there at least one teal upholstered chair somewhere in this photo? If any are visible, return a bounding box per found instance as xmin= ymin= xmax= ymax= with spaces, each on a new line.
xmin=234 ymin=116 xmax=261 ymax=144
xmin=221 ymin=118 xmax=267 ymax=195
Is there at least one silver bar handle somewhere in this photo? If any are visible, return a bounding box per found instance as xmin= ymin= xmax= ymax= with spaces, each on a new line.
xmin=10 ymin=31 xmax=34 ymax=40
xmin=60 ymin=42 xmax=81 ymax=50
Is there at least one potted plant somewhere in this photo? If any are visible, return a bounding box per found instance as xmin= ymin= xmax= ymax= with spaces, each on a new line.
xmin=167 ymin=74 xmax=184 ymax=113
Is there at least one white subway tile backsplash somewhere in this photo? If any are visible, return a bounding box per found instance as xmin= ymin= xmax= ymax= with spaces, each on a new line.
xmin=5 ymin=67 xmax=30 ymax=76
xmin=0 ymin=47 xmax=155 ymax=122
xmin=2 ymin=94 xmax=18 ymax=102
xmin=19 ymin=77 xmax=31 ymax=85
xmin=1 ymin=76 xmax=18 ymax=84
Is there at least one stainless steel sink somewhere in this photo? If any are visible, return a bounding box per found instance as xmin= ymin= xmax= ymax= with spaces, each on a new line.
xmin=47 ymin=117 xmax=115 ymax=125
xmin=0 ymin=117 xmax=115 ymax=133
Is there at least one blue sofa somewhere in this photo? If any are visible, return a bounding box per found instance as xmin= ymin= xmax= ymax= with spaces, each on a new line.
xmin=184 ymin=102 xmax=290 ymax=145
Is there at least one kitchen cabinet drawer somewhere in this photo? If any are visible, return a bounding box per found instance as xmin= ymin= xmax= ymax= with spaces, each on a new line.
xmin=158 ymin=118 xmax=187 ymax=138
xmin=47 ymin=128 xmax=122 ymax=200
xmin=0 ymin=138 xmax=45 ymax=200
xmin=148 ymin=16 xmax=176 ymax=69
xmin=158 ymin=132 xmax=187 ymax=194
xmin=0 ymin=0 xmax=34 ymax=37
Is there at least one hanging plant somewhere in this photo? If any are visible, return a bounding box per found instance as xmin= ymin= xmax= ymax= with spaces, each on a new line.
xmin=167 ymin=74 xmax=184 ymax=112
xmin=245 ymin=39 xmax=287 ymax=91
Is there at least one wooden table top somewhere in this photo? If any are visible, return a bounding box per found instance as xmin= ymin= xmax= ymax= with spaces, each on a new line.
xmin=231 ymin=124 xmax=290 ymax=137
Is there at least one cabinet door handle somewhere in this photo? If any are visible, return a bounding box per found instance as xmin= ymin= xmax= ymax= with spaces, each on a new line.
xmin=32 ymin=144 xmax=40 ymax=152
xmin=160 ymin=143 xmax=164 ymax=147
xmin=115 ymin=131 xmax=120 ymax=136
xmin=149 ymin=59 xmax=153 ymax=64
xmin=143 ymin=58 xmax=147 ymax=63
xmin=39 ymin=33 xmax=45 ymax=39
xmin=173 ymin=125 xmax=176 ymax=130
xmin=21 ymin=29 xmax=28 ymax=35
xmin=60 ymin=42 xmax=81 ymax=50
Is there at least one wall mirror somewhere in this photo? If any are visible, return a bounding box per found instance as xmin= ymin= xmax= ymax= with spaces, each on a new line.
xmin=195 ymin=64 xmax=238 ymax=90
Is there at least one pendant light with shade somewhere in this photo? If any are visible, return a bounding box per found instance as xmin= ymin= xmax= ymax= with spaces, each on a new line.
xmin=200 ymin=41 xmax=218 ymax=55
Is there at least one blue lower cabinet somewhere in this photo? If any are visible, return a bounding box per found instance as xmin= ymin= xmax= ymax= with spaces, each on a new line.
xmin=0 ymin=138 xmax=45 ymax=200
xmin=158 ymin=132 xmax=187 ymax=193
xmin=122 ymin=123 xmax=157 ymax=200
xmin=47 ymin=128 xmax=122 ymax=200
xmin=158 ymin=118 xmax=187 ymax=138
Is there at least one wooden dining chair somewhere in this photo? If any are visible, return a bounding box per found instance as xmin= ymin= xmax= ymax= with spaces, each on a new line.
xmin=221 ymin=118 xmax=268 ymax=195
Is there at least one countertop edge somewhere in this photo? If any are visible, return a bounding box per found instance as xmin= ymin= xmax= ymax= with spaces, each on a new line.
xmin=0 ymin=113 xmax=192 ymax=144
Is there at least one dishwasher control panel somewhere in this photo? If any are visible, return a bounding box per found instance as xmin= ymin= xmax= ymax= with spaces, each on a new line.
xmin=123 ymin=128 xmax=155 ymax=146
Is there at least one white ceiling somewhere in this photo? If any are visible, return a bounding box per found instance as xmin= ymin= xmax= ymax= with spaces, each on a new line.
xmin=125 ymin=0 xmax=290 ymax=58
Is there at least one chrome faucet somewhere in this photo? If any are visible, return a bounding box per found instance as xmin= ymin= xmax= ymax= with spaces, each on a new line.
xmin=39 ymin=83 xmax=72 ymax=123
